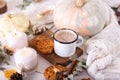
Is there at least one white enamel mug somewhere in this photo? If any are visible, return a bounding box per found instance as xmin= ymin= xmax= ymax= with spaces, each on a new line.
xmin=53 ymin=28 xmax=84 ymax=57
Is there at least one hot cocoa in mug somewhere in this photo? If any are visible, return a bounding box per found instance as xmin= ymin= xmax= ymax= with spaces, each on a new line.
xmin=53 ymin=28 xmax=84 ymax=57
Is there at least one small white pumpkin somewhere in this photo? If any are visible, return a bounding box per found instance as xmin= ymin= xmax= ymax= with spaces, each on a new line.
xmin=53 ymin=0 xmax=108 ymax=37
xmin=0 ymin=13 xmax=30 ymax=37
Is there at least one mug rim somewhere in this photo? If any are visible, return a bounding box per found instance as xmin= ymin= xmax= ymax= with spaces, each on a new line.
xmin=53 ymin=28 xmax=78 ymax=44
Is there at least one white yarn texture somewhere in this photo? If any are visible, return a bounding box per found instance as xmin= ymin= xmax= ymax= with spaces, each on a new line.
xmin=102 ymin=0 xmax=120 ymax=7
xmin=86 ymin=0 xmax=120 ymax=80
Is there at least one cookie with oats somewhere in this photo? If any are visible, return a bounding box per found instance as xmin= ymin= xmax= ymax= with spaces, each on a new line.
xmin=30 ymin=35 xmax=54 ymax=54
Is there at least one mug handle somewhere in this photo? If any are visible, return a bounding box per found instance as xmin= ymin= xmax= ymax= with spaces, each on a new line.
xmin=76 ymin=36 xmax=84 ymax=47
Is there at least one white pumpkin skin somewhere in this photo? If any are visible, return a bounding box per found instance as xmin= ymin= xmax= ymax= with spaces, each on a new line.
xmin=0 ymin=13 xmax=30 ymax=37
xmin=53 ymin=0 xmax=107 ymax=37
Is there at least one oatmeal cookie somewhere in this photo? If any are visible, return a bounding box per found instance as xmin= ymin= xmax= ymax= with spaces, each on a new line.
xmin=30 ymin=35 xmax=54 ymax=54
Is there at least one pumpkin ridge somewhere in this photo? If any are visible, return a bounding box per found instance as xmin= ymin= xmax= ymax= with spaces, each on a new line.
xmin=53 ymin=0 xmax=108 ymax=37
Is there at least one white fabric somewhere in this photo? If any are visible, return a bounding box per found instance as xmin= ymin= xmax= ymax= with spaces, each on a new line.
xmin=102 ymin=0 xmax=120 ymax=7
xmin=86 ymin=0 xmax=120 ymax=80
xmin=0 ymin=0 xmax=56 ymax=80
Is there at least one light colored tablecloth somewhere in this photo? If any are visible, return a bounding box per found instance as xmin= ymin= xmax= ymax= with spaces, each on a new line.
xmin=0 ymin=0 xmax=58 ymax=80
xmin=0 ymin=0 xmax=90 ymax=80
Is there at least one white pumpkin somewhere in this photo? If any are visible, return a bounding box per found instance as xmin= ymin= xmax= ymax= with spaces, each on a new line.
xmin=53 ymin=0 xmax=108 ymax=37
xmin=0 ymin=13 xmax=30 ymax=37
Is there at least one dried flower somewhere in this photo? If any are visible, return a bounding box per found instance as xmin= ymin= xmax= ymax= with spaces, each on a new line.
xmin=4 ymin=69 xmax=17 ymax=80
xmin=10 ymin=72 xmax=23 ymax=80
xmin=32 ymin=24 xmax=47 ymax=35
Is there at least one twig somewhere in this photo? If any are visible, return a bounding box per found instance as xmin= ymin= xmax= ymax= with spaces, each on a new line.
xmin=35 ymin=71 xmax=43 ymax=74
xmin=65 ymin=60 xmax=79 ymax=76
xmin=44 ymin=21 xmax=54 ymax=25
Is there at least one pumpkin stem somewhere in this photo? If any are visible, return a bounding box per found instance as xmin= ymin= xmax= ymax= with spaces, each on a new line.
xmin=75 ymin=0 xmax=88 ymax=7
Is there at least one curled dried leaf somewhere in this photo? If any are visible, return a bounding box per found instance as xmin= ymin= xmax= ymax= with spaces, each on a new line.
xmin=38 ymin=10 xmax=53 ymax=18
xmin=32 ymin=24 xmax=48 ymax=35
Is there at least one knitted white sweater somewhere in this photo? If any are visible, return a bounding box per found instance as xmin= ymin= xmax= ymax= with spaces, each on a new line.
xmin=86 ymin=0 xmax=120 ymax=80
xmin=102 ymin=0 xmax=120 ymax=7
